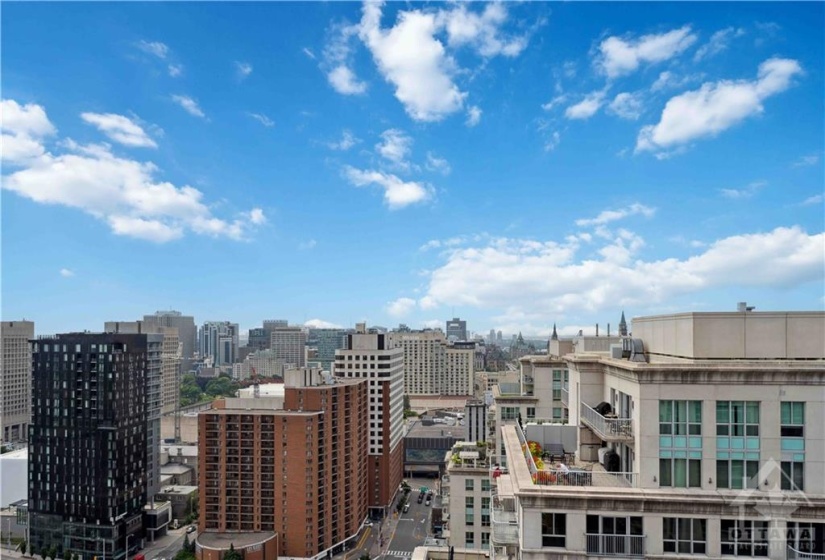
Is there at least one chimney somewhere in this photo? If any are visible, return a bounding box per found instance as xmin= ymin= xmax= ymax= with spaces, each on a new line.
xmin=596 ymin=324 xmax=599 ymax=337
xmin=607 ymin=323 xmax=611 ymax=337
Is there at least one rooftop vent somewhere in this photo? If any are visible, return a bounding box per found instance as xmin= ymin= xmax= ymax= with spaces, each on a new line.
xmin=737 ymin=302 xmax=756 ymax=312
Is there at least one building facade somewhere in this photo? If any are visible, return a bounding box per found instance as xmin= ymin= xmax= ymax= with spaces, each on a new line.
xmin=270 ymin=327 xmax=307 ymax=368
xmin=28 ymin=333 xmax=151 ymax=560
xmin=465 ymin=401 xmax=488 ymax=443
xmin=199 ymin=322 xmax=239 ymax=367
xmin=389 ymin=330 xmax=474 ymax=396
xmin=334 ymin=324 xmax=405 ymax=517
xmin=198 ymin=368 xmax=368 ymax=560
xmin=446 ymin=442 xmax=493 ymax=550
xmin=1 ymin=320 xmax=34 ymax=444
xmin=143 ymin=311 xmax=196 ymax=371
xmin=446 ymin=318 xmax=468 ymax=342
xmin=488 ymin=311 xmax=825 ymax=560
xmin=307 ymin=328 xmax=349 ymax=372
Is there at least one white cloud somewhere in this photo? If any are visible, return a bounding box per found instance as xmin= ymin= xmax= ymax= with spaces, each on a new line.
xmin=299 ymin=239 xmax=318 ymax=250
xmin=376 ymin=129 xmax=412 ymax=166
xmin=327 ymin=130 xmax=359 ymax=151
xmin=59 ymin=268 xmax=75 ymax=278
xmin=304 ymin=318 xmax=342 ymax=329
xmin=802 ymin=194 xmax=823 ymax=206
xmin=694 ymin=27 xmax=745 ymax=62
xmin=466 ymin=105 xmax=482 ymax=127
xmin=792 ymin=154 xmax=821 ymax=168
xmin=327 ymin=65 xmax=368 ymax=95
xmin=302 ymin=47 xmax=316 ymax=60
xmin=80 ymin=113 xmax=157 ymax=148
xmin=608 ymin=92 xmax=644 ymax=120
xmin=247 ymin=112 xmax=274 ymax=127
xmin=1 ymin=100 xmax=264 ymax=243
xmin=720 ymin=180 xmax=766 ymax=200
xmin=425 ymin=152 xmax=451 ymax=175
xmin=637 ymin=58 xmax=802 ymax=154
xmin=420 ymin=319 xmax=443 ymax=330
xmin=1 ymin=99 xmax=57 ymax=165
xmin=359 ymin=2 xmax=465 ymax=122
xmin=343 ymin=165 xmax=432 ymax=209
xmin=136 ymin=40 xmax=169 ymax=59
xmin=386 ymin=297 xmax=417 ymax=317
xmin=541 ymin=94 xmax=567 ymax=112
xmin=438 ymin=2 xmax=529 ymax=58
xmin=171 ymin=95 xmax=206 ymax=119
xmin=415 ymin=226 xmax=824 ymax=321
xmin=575 ymin=203 xmax=656 ymax=227
xmin=597 ymin=26 xmax=697 ymax=78
xmin=168 ymin=64 xmax=183 ymax=78
xmin=650 ymin=70 xmax=703 ymax=92
xmin=235 ymin=61 xmax=253 ymax=79
xmin=565 ymin=90 xmax=606 ymax=120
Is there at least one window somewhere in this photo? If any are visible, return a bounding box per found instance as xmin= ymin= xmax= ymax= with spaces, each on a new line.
xmin=786 ymin=522 xmax=825 ymax=555
xmin=465 ymin=479 xmax=474 ymax=491
xmin=664 ymin=518 xmax=707 ymax=554
xmin=781 ymin=402 xmax=805 ymax=491
xmin=466 ymin=512 xmax=474 ymax=526
xmin=526 ymin=407 xmax=536 ymax=420
xmin=465 ymin=531 xmax=474 ymax=547
xmin=717 ymin=459 xmax=759 ymax=490
xmin=552 ymin=408 xmax=562 ymax=419
xmin=481 ymin=479 xmax=491 ymax=492
xmin=465 ymin=496 xmax=474 ymax=508
xmin=586 ymin=516 xmax=643 ymax=556
xmin=541 ymin=513 xmax=566 ymax=547
xmin=501 ymin=407 xmax=519 ymax=420
xmin=717 ymin=401 xmax=759 ymax=437
xmin=659 ymin=401 xmax=702 ymax=487
xmin=717 ymin=401 xmax=760 ymax=489
xmin=721 ymin=519 xmax=768 ymax=556
xmin=481 ymin=532 xmax=490 ymax=546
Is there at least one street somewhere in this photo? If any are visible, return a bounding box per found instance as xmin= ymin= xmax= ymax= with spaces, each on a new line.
xmin=377 ymin=477 xmax=434 ymax=560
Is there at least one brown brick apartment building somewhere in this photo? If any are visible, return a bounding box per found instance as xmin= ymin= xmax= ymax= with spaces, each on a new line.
xmin=197 ymin=368 xmax=368 ymax=560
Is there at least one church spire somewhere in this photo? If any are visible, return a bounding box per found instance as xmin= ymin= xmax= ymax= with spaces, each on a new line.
xmin=551 ymin=323 xmax=558 ymax=340
xmin=619 ymin=311 xmax=628 ymax=336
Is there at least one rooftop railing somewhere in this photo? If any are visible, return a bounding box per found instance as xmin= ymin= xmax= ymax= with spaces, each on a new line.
xmin=532 ymin=469 xmax=638 ymax=488
xmin=580 ymin=402 xmax=633 ymax=442
xmin=586 ymin=534 xmax=645 ymax=557
xmin=788 ymin=545 xmax=825 ymax=560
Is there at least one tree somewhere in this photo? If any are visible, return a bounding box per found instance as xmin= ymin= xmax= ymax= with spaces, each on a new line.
xmin=49 ymin=546 xmax=58 ymax=560
xmin=180 ymin=373 xmax=204 ymax=407
xmin=19 ymin=539 xmax=27 ymax=556
xmin=403 ymin=395 xmax=411 ymax=411
xmin=224 ymin=543 xmax=242 ymax=560
xmin=41 ymin=547 xmax=51 ymax=560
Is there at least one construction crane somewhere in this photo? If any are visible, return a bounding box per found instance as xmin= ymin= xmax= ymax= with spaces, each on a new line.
xmin=251 ymin=363 xmax=260 ymax=398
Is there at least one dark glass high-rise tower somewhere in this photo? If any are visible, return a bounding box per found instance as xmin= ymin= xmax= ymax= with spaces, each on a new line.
xmin=28 ymin=333 xmax=149 ymax=560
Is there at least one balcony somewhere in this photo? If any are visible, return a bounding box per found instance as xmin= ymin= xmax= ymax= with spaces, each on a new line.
xmin=789 ymin=546 xmax=825 ymax=560
xmin=561 ymin=386 xmax=569 ymax=408
xmin=586 ymin=534 xmax=645 ymax=557
xmin=532 ymin=469 xmax=637 ymax=488
xmin=580 ymin=403 xmax=633 ymax=442
xmin=491 ymin=509 xmax=518 ymax=544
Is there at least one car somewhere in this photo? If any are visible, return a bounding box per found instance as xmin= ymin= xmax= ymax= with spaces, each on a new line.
xmin=417 ymin=495 xmax=423 ymax=504
xmin=424 ymin=499 xmax=431 ymax=507
xmin=403 ymin=504 xmax=410 ymax=513
xmin=186 ymin=526 xmax=196 ymax=534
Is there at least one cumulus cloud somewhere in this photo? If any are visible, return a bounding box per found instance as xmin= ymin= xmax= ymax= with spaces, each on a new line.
xmin=59 ymin=268 xmax=75 ymax=278
xmin=1 ymin=99 xmax=265 ymax=243
xmin=694 ymin=27 xmax=745 ymax=62
xmin=414 ymin=226 xmax=824 ymax=322
xmin=386 ymin=297 xmax=417 ymax=317
xmin=438 ymin=2 xmax=530 ymax=57
xmin=607 ymin=92 xmax=644 ymax=120
xmin=425 ymin=152 xmax=451 ymax=175
xmin=235 ymin=61 xmax=253 ymax=79
xmin=376 ymin=129 xmax=412 ymax=166
xmin=304 ymin=318 xmax=343 ymax=329
xmin=597 ymin=26 xmax=697 ymax=78
xmin=650 ymin=70 xmax=703 ymax=92
xmin=359 ymin=2 xmax=465 ymax=121
xmin=575 ymin=203 xmax=655 ymax=227
xmin=466 ymin=105 xmax=482 ymax=127
xmin=1 ymin=99 xmax=57 ymax=164
xmin=565 ymin=90 xmax=607 ymax=120
xmin=328 ymin=65 xmax=368 ymax=95
xmin=247 ymin=112 xmax=274 ymax=127
xmin=637 ymin=57 xmax=802 ymax=155
xmin=327 ymin=130 xmax=359 ymax=151
xmin=171 ymin=95 xmax=206 ymax=118
xmin=167 ymin=64 xmax=183 ymax=78
xmin=80 ymin=113 xmax=157 ymax=148
xmin=343 ymin=166 xmax=432 ymax=209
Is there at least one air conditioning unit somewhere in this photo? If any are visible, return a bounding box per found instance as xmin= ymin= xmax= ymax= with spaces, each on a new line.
xmin=598 ymin=447 xmax=611 ymax=466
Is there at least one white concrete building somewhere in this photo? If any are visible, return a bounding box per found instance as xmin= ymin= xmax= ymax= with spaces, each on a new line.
xmin=270 ymin=327 xmax=307 ymax=368
xmin=446 ymin=441 xmax=493 ymax=550
xmin=1 ymin=320 xmax=34 ymax=443
xmin=489 ymin=310 xmax=825 ymax=560
xmin=389 ymin=330 xmax=474 ymax=396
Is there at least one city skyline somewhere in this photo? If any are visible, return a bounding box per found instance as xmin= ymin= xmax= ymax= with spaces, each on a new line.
xmin=2 ymin=2 xmax=823 ymax=337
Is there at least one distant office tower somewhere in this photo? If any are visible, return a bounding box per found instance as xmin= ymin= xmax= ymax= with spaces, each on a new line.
xmin=334 ymin=323 xmax=405 ymax=517
xmin=270 ymin=327 xmax=307 ymax=368
xmin=464 ymin=400 xmax=487 ymax=443
xmin=496 ymin=330 xmax=503 ymax=343
xmin=29 ymin=333 xmax=151 ymax=560
xmin=198 ymin=368 xmax=368 ymax=560
xmin=446 ymin=317 xmax=467 ymax=341
xmin=388 ymin=330 xmax=474 ymax=396
xmin=488 ymin=329 xmax=496 ymax=344
xmin=262 ymin=319 xmax=288 ymax=331
xmin=231 ymin=349 xmax=287 ymax=381
xmin=143 ymin=311 xmax=196 ymax=370
xmin=247 ymin=327 xmax=270 ymax=351
xmin=1 ymin=320 xmax=34 ymax=443
xmin=199 ymin=321 xmax=239 ymax=367
xmin=307 ymin=328 xmax=349 ymax=371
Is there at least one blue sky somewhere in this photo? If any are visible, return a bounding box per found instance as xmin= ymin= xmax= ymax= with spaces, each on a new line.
xmin=2 ymin=1 xmax=823 ymax=338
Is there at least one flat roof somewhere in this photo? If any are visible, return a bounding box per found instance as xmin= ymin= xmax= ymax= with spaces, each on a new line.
xmin=406 ymin=421 xmax=464 ymax=439
xmin=0 ymin=448 xmax=28 ymax=459
xmin=197 ymin=532 xmax=276 ymax=549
